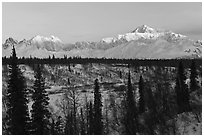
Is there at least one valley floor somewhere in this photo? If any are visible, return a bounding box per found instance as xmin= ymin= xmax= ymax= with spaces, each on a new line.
xmin=2 ymin=63 xmax=202 ymax=135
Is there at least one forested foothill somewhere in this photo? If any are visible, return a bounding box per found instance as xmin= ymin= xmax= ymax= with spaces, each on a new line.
xmin=2 ymin=47 xmax=202 ymax=135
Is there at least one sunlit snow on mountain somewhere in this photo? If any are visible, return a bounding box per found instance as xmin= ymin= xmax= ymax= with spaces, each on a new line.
xmin=2 ymin=25 xmax=202 ymax=59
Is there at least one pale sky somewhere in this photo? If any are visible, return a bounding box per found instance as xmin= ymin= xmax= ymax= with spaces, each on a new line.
xmin=2 ymin=2 xmax=202 ymax=43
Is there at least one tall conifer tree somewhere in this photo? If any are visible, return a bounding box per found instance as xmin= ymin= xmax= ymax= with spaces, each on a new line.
xmin=7 ymin=46 xmax=30 ymax=134
xmin=31 ymin=64 xmax=51 ymax=134
xmin=124 ymin=71 xmax=138 ymax=134
xmin=93 ymin=79 xmax=103 ymax=134
xmin=175 ymin=61 xmax=190 ymax=113
xmin=80 ymin=108 xmax=86 ymax=135
xmin=190 ymin=61 xmax=199 ymax=92
xmin=87 ymin=101 xmax=94 ymax=135
xmin=138 ymin=75 xmax=145 ymax=113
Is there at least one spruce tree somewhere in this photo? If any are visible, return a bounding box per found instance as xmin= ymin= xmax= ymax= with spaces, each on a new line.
xmin=67 ymin=78 xmax=71 ymax=85
xmin=93 ymin=79 xmax=103 ymax=134
xmin=190 ymin=60 xmax=199 ymax=92
xmin=7 ymin=46 xmax=30 ymax=134
xmin=68 ymin=64 xmax=71 ymax=72
xmin=52 ymin=54 xmax=55 ymax=60
xmin=146 ymin=87 xmax=157 ymax=135
xmin=88 ymin=101 xmax=94 ymax=135
xmin=50 ymin=118 xmax=56 ymax=135
xmin=80 ymin=108 xmax=86 ymax=135
xmin=175 ymin=77 xmax=182 ymax=112
xmin=138 ymin=75 xmax=145 ymax=113
xmin=72 ymin=90 xmax=78 ymax=134
xmin=175 ymin=61 xmax=190 ymax=113
xmin=65 ymin=111 xmax=74 ymax=135
xmin=31 ymin=64 xmax=51 ymax=134
xmin=124 ymin=71 xmax=138 ymax=134
xmin=119 ymin=71 xmax=122 ymax=79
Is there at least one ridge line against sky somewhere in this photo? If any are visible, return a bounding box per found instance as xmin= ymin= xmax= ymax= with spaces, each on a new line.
xmin=2 ymin=2 xmax=202 ymax=43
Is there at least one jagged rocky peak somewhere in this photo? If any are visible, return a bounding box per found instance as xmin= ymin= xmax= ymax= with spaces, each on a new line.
xmin=131 ymin=25 xmax=157 ymax=33
xmin=19 ymin=39 xmax=27 ymax=43
xmin=5 ymin=37 xmax=18 ymax=44
xmin=3 ymin=37 xmax=18 ymax=49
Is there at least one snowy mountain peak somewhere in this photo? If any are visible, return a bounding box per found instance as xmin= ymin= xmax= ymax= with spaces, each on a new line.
xmin=102 ymin=25 xmax=190 ymax=44
xmin=102 ymin=25 xmax=163 ymax=43
xmin=32 ymin=35 xmax=43 ymax=42
xmin=31 ymin=35 xmax=63 ymax=43
xmin=131 ymin=25 xmax=157 ymax=33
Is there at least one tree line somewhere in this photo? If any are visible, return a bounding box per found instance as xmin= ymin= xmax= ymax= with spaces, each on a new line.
xmin=2 ymin=54 xmax=202 ymax=68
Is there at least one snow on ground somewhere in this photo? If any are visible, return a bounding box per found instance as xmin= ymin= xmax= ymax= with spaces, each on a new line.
xmin=176 ymin=112 xmax=202 ymax=135
xmin=46 ymin=86 xmax=63 ymax=92
xmin=2 ymin=63 xmax=202 ymax=135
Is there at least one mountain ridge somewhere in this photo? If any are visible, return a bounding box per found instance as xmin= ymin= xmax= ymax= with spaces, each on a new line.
xmin=2 ymin=25 xmax=202 ymax=59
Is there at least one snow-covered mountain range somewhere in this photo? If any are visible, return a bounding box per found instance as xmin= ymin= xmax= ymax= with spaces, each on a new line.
xmin=2 ymin=25 xmax=202 ymax=59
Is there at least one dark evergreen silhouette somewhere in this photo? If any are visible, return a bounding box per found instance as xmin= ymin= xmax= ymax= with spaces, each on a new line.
xmin=93 ymin=79 xmax=103 ymax=134
xmin=67 ymin=78 xmax=71 ymax=85
xmin=124 ymin=71 xmax=138 ymax=134
xmin=175 ymin=77 xmax=182 ymax=112
xmin=72 ymin=91 xmax=78 ymax=134
xmin=175 ymin=61 xmax=191 ymax=113
xmin=64 ymin=114 xmax=70 ymax=135
xmin=64 ymin=55 xmax=67 ymax=59
xmin=65 ymin=111 xmax=74 ymax=135
xmin=80 ymin=108 xmax=86 ymax=135
xmin=52 ymin=54 xmax=55 ymax=59
xmin=87 ymin=101 xmax=94 ymax=135
xmin=3 ymin=55 xmax=202 ymax=69
xmin=119 ymin=71 xmax=122 ymax=79
xmin=31 ymin=64 xmax=51 ymax=134
xmin=6 ymin=46 xmax=30 ymax=134
xmin=145 ymin=87 xmax=157 ymax=134
xmin=138 ymin=75 xmax=145 ymax=113
xmin=50 ymin=118 xmax=56 ymax=135
xmin=68 ymin=64 xmax=71 ymax=72
xmin=190 ymin=61 xmax=199 ymax=92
